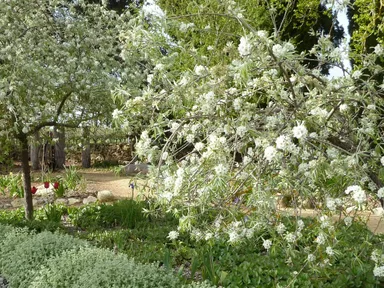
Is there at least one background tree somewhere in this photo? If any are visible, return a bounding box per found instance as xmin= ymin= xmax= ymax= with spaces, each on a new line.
xmin=0 ymin=0 xmax=132 ymax=219
xmin=158 ymin=0 xmax=343 ymax=73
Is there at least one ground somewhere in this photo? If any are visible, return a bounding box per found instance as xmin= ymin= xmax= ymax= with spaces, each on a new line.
xmin=79 ymin=170 xmax=147 ymax=199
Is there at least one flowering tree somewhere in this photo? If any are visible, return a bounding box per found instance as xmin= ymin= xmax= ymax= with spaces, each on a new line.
xmin=115 ymin=0 xmax=384 ymax=280
xmin=0 ymin=0 xmax=135 ymax=219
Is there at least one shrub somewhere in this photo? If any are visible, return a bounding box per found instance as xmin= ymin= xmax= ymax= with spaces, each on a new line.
xmin=31 ymin=246 xmax=214 ymax=288
xmin=0 ymin=224 xmax=16 ymax=240
xmin=0 ymin=225 xmax=213 ymax=288
xmin=0 ymin=230 xmax=88 ymax=287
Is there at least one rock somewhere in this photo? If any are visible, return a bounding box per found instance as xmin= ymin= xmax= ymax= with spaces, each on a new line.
xmin=3 ymin=204 xmax=12 ymax=209
xmin=372 ymin=207 xmax=384 ymax=216
xmin=32 ymin=198 xmax=45 ymax=206
xmin=11 ymin=198 xmax=24 ymax=208
xmin=35 ymin=184 xmax=54 ymax=196
xmin=83 ymin=196 xmax=97 ymax=205
xmin=97 ymin=190 xmax=115 ymax=203
xmin=68 ymin=198 xmax=82 ymax=206
xmin=55 ymin=198 xmax=68 ymax=205
xmin=124 ymin=163 xmax=149 ymax=175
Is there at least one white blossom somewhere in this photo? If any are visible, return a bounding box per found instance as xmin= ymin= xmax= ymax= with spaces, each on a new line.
xmin=374 ymin=44 xmax=384 ymax=56
xmin=307 ymin=254 xmax=316 ymax=262
xmin=373 ymin=266 xmax=384 ymax=277
xmin=228 ymin=230 xmax=240 ymax=243
xmin=345 ymin=185 xmax=366 ymax=204
xmin=344 ymin=216 xmax=353 ymax=226
xmin=167 ymin=230 xmax=179 ymax=240
xmin=236 ymin=126 xmax=247 ymax=137
xmin=214 ymin=164 xmax=228 ymax=176
xmin=238 ymin=36 xmax=251 ymax=57
xmin=292 ymin=123 xmax=308 ymax=139
xmin=142 ymin=0 xmax=165 ymax=19
xmin=325 ymin=246 xmax=334 ymax=256
xmin=339 ymin=104 xmax=348 ymax=112
xmin=378 ymin=187 xmax=384 ymax=199
xmin=194 ymin=65 xmax=207 ymax=76
xmin=194 ymin=142 xmax=205 ymax=151
xmin=276 ymin=223 xmax=286 ymax=235
xmin=310 ymin=107 xmax=328 ymax=118
xmin=263 ymin=239 xmax=272 ymax=250
xmin=275 ymin=135 xmax=293 ymax=151
xmin=315 ymin=233 xmax=326 ymax=245
xmin=285 ymin=233 xmax=296 ymax=243
xmin=326 ymin=197 xmax=337 ymax=211
xmin=264 ymin=146 xmax=277 ymax=162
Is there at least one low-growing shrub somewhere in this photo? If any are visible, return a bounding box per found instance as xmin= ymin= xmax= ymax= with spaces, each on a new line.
xmin=0 ymin=229 xmax=88 ymax=287
xmin=0 ymin=225 xmax=213 ymax=288
xmin=31 ymin=247 xmax=183 ymax=288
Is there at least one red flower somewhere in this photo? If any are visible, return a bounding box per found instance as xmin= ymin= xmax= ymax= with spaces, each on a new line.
xmin=53 ymin=182 xmax=59 ymax=190
xmin=44 ymin=181 xmax=50 ymax=189
xmin=31 ymin=186 xmax=38 ymax=194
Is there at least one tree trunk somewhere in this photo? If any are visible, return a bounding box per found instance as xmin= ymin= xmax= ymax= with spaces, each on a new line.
xmin=54 ymin=127 xmax=66 ymax=169
xmin=30 ymin=131 xmax=40 ymax=170
xmin=20 ymin=134 xmax=33 ymax=220
xmin=82 ymin=126 xmax=91 ymax=168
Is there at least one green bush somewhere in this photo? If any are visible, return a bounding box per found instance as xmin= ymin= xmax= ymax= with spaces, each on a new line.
xmin=0 ymin=229 xmax=88 ymax=287
xmin=31 ymin=247 xmax=183 ymax=288
xmin=0 ymin=225 xmax=213 ymax=288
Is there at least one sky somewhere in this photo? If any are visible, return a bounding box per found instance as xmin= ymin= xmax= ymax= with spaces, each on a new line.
xmin=328 ymin=9 xmax=352 ymax=78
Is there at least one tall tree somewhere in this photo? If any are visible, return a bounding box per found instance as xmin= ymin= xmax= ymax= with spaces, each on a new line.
xmin=0 ymin=0 xmax=130 ymax=219
xmin=158 ymin=0 xmax=343 ymax=73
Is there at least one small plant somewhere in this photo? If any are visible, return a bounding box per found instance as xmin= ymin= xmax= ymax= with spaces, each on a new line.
xmin=62 ymin=165 xmax=82 ymax=191
xmin=52 ymin=182 xmax=65 ymax=197
xmin=111 ymin=165 xmax=125 ymax=177
xmin=37 ymin=204 xmax=66 ymax=223
xmin=0 ymin=172 xmax=24 ymax=198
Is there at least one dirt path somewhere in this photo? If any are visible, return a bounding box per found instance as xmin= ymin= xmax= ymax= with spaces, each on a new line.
xmin=279 ymin=208 xmax=384 ymax=234
xmin=80 ymin=170 xmax=149 ymax=199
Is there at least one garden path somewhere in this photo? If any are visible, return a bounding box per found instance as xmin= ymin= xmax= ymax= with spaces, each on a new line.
xmin=80 ymin=170 xmax=148 ymax=199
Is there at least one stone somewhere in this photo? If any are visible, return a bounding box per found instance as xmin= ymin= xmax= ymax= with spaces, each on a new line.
xmin=35 ymin=184 xmax=54 ymax=196
xmin=97 ymin=190 xmax=115 ymax=203
xmin=32 ymin=198 xmax=45 ymax=206
xmin=55 ymin=198 xmax=68 ymax=205
xmin=83 ymin=196 xmax=97 ymax=205
xmin=124 ymin=163 xmax=149 ymax=175
xmin=372 ymin=207 xmax=384 ymax=216
xmin=68 ymin=198 xmax=82 ymax=206
xmin=11 ymin=198 xmax=24 ymax=208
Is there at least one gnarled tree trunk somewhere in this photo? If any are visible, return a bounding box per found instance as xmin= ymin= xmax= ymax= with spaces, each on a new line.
xmin=19 ymin=134 xmax=33 ymax=220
